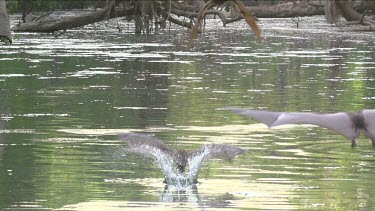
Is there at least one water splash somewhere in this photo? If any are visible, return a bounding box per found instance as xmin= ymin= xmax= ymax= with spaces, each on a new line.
xmin=128 ymin=144 xmax=211 ymax=188
xmin=187 ymin=146 xmax=210 ymax=185
xmin=119 ymin=133 xmax=247 ymax=188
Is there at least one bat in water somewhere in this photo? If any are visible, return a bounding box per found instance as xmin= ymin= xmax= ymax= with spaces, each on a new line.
xmin=226 ymin=107 xmax=375 ymax=147
xmin=118 ymin=133 xmax=247 ymax=185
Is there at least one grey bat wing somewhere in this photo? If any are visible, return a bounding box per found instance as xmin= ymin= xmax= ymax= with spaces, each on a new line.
xmin=118 ymin=133 xmax=174 ymax=157
xmin=227 ymin=107 xmax=281 ymax=127
xmin=362 ymin=110 xmax=375 ymax=139
xmin=227 ymin=107 xmax=356 ymax=140
xmin=189 ymin=144 xmax=248 ymax=162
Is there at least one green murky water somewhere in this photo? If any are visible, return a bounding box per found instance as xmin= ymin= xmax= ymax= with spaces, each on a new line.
xmin=0 ymin=15 xmax=375 ymax=210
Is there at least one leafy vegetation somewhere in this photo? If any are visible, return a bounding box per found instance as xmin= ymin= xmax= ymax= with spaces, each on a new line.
xmin=6 ymin=0 xmax=90 ymax=13
xmin=0 ymin=36 xmax=11 ymax=44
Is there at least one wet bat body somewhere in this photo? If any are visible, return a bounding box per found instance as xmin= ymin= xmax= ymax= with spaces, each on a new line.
xmin=118 ymin=133 xmax=247 ymax=184
xmin=227 ymin=107 xmax=375 ymax=147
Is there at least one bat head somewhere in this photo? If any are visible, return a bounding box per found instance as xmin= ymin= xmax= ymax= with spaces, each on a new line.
xmin=175 ymin=150 xmax=189 ymax=173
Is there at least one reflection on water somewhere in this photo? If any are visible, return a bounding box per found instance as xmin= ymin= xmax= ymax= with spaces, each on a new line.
xmin=0 ymin=15 xmax=375 ymax=210
xmin=89 ymin=177 xmax=296 ymax=210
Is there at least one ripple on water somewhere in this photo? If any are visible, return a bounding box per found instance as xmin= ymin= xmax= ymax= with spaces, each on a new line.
xmin=99 ymin=177 xmax=297 ymax=210
xmin=0 ymin=74 xmax=29 ymax=77
xmin=2 ymin=15 xmax=375 ymax=211
xmin=67 ymin=70 xmax=121 ymax=77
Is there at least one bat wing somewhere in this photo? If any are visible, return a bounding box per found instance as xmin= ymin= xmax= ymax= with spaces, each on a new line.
xmin=226 ymin=107 xmax=281 ymax=127
xmin=362 ymin=110 xmax=375 ymax=139
xmin=272 ymin=112 xmax=355 ymax=139
xmin=118 ymin=133 xmax=174 ymax=158
xmin=228 ymin=107 xmax=356 ymax=140
xmin=186 ymin=144 xmax=247 ymax=183
xmin=189 ymin=144 xmax=248 ymax=162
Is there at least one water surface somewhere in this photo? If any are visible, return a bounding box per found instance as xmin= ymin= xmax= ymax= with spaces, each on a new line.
xmin=0 ymin=15 xmax=375 ymax=210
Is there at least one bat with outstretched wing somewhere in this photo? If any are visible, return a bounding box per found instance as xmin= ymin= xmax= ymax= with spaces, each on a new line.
xmin=118 ymin=133 xmax=173 ymax=156
xmin=118 ymin=133 xmax=247 ymax=183
xmin=190 ymin=144 xmax=248 ymax=162
xmin=227 ymin=107 xmax=375 ymax=147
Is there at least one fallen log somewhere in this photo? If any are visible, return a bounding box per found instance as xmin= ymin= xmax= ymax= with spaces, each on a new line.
xmin=12 ymin=1 xmax=326 ymax=33
xmin=13 ymin=4 xmax=134 ymax=32
xmin=336 ymin=0 xmax=375 ymax=25
xmin=249 ymin=1 xmax=325 ymax=18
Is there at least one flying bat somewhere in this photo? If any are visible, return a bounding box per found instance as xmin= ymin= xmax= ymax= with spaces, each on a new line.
xmin=226 ymin=107 xmax=375 ymax=147
xmin=118 ymin=133 xmax=247 ymax=185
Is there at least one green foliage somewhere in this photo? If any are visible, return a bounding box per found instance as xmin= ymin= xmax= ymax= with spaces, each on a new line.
xmin=4 ymin=0 xmax=20 ymax=13
xmin=6 ymin=0 xmax=92 ymax=13
xmin=6 ymin=0 xmax=55 ymax=13
xmin=0 ymin=36 xmax=11 ymax=45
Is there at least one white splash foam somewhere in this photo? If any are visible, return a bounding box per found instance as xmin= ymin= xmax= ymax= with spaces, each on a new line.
xmin=129 ymin=145 xmax=213 ymax=188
